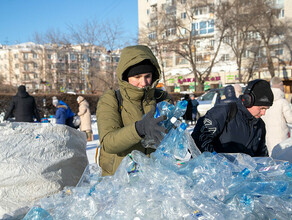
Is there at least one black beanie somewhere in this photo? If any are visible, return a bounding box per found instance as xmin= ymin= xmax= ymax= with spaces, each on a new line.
xmin=123 ymin=59 xmax=156 ymax=80
xmin=251 ymin=80 xmax=274 ymax=106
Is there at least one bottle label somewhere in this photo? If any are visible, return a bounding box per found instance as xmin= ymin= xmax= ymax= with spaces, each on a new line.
xmin=190 ymin=209 xmax=204 ymax=219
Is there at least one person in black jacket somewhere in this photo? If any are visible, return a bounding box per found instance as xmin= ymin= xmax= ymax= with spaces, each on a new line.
xmin=4 ymin=85 xmax=41 ymax=122
xmin=182 ymin=94 xmax=193 ymax=123
xmin=191 ymin=79 xmax=273 ymax=157
xmin=220 ymin=85 xmax=237 ymax=104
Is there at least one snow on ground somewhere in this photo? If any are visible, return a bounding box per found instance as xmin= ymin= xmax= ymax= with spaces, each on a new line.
xmin=86 ymin=116 xmax=100 ymax=164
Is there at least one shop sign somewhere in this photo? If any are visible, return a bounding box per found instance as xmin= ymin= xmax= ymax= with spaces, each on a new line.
xmin=177 ymin=76 xmax=221 ymax=84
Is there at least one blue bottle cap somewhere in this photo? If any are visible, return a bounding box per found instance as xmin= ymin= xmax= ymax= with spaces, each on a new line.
xmin=241 ymin=168 xmax=250 ymax=177
xmin=180 ymin=122 xmax=187 ymax=130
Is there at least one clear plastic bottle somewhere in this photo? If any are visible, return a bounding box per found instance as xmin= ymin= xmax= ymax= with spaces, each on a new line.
xmin=23 ymin=206 xmax=53 ymax=220
xmin=173 ymin=123 xmax=188 ymax=158
xmin=165 ymin=100 xmax=188 ymax=130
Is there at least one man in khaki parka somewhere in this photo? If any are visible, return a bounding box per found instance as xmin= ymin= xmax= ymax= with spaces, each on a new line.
xmin=96 ymin=45 xmax=172 ymax=176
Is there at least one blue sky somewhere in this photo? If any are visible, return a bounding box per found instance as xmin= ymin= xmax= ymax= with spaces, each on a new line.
xmin=0 ymin=0 xmax=138 ymax=45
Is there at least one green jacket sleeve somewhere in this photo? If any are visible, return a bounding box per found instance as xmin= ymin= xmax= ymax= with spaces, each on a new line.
xmin=96 ymin=90 xmax=142 ymax=154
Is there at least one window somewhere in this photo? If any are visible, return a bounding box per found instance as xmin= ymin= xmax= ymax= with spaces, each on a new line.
xmin=33 ymin=53 xmax=38 ymax=59
xmin=24 ymin=63 xmax=29 ymax=71
xmin=166 ymin=28 xmax=176 ymax=36
xmin=181 ymin=0 xmax=186 ymax=3
xmin=14 ymin=54 xmax=18 ymax=59
xmin=47 ymin=54 xmax=52 ymax=59
xmin=279 ymin=9 xmax=284 ymax=18
xmin=195 ymin=8 xmax=203 ymax=15
xmin=147 ymin=9 xmax=150 ymax=15
xmin=148 ymin=32 xmax=156 ymax=40
xmin=181 ymin=12 xmax=186 ymax=19
xmin=275 ymin=48 xmax=283 ymax=55
xmin=34 ymin=63 xmax=38 ymax=69
xmin=70 ymin=54 xmax=76 ymax=60
xmin=15 ymin=64 xmax=19 ymax=68
xmin=223 ymin=36 xmax=231 ymax=44
xmin=221 ymin=54 xmax=230 ymax=61
xmin=23 ymin=53 xmax=28 ymax=60
xmin=180 ymin=58 xmax=188 ymax=64
xmin=192 ymin=19 xmax=214 ymax=35
xmin=34 ymin=73 xmax=38 ymax=79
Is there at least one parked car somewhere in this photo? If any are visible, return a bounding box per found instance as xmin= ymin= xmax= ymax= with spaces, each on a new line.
xmin=196 ymin=88 xmax=224 ymax=117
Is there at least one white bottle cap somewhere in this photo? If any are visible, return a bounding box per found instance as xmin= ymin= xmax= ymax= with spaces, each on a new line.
xmin=170 ymin=117 xmax=177 ymax=124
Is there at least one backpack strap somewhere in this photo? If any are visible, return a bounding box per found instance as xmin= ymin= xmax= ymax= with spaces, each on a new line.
xmin=226 ymin=102 xmax=238 ymax=123
xmin=115 ymin=90 xmax=123 ymax=113
xmin=224 ymin=102 xmax=238 ymax=132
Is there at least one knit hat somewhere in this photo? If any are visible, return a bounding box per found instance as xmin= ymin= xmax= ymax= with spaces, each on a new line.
xmin=123 ymin=59 xmax=156 ymax=81
xmin=251 ymin=80 xmax=274 ymax=106
xmin=52 ymin=96 xmax=58 ymax=106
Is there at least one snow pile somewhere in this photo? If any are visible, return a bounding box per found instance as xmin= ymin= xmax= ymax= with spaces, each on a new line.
xmin=0 ymin=122 xmax=88 ymax=219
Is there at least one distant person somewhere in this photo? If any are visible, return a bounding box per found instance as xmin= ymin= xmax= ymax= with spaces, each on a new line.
xmin=77 ymin=96 xmax=92 ymax=141
xmin=182 ymin=94 xmax=193 ymax=123
xmin=4 ymin=85 xmax=40 ymax=122
xmin=262 ymin=77 xmax=292 ymax=156
xmin=190 ymin=94 xmax=199 ymax=122
xmin=233 ymin=83 xmax=243 ymax=98
xmin=52 ymin=96 xmax=75 ymax=128
xmin=192 ymin=79 xmax=273 ymax=157
xmin=219 ymin=85 xmax=237 ymax=104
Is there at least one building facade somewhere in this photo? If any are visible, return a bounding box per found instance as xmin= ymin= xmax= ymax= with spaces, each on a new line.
xmin=138 ymin=0 xmax=292 ymax=92
xmin=0 ymin=42 xmax=120 ymax=93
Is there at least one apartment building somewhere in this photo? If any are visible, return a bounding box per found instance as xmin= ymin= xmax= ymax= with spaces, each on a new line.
xmin=0 ymin=42 xmax=120 ymax=93
xmin=138 ymin=0 xmax=292 ymax=92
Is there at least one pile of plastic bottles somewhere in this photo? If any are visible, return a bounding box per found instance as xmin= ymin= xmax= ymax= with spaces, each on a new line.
xmin=142 ymin=100 xmax=189 ymax=149
xmin=23 ymin=101 xmax=292 ymax=220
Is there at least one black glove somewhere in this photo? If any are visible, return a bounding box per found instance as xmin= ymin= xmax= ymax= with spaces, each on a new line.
xmin=135 ymin=107 xmax=168 ymax=145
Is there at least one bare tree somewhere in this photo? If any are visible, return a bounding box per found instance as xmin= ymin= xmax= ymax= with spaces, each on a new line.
xmin=67 ymin=19 xmax=123 ymax=91
xmin=139 ymin=4 xmax=171 ymax=91
xmin=217 ymin=0 xmax=260 ymax=83
xmin=249 ymin=0 xmax=285 ymax=78
xmin=161 ymin=0 xmax=229 ymax=91
xmin=32 ymin=18 xmax=126 ymax=93
xmin=32 ymin=28 xmax=70 ymax=45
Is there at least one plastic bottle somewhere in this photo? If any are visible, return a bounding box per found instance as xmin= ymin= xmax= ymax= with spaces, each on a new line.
xmin=170 ymin=117 xmax=181 ymax=129
xmin=223 ymin=168 xmax=251 ymax=203
xmin=165 ymin=100 xmax=188 ymax=130
xmin=23 ymin=206 xmax=53 ymax=220
xmin=258 ymin=161 xmax=290 ymax=177
xmin=173 ymin=100 xmax=188 ymax=118
xmin=173 ymin=123 xmax=188 ymax=158
xmin=158 ymin=122 xmax=188 ymax=158
xmin=155 ymin=101 xmax=175 ymax=120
